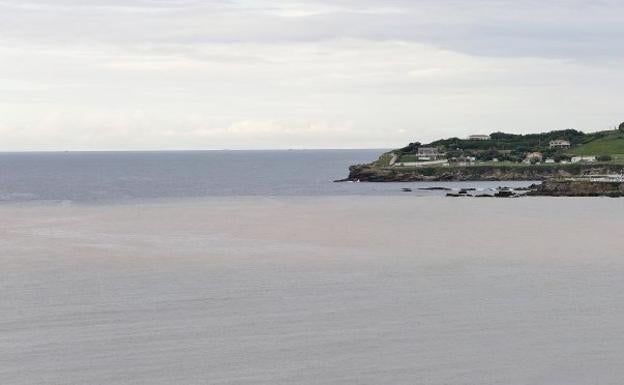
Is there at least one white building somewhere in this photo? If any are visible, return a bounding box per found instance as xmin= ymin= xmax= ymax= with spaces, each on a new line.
xmin=549 ymin=139 xmax=571 ymax=149
xmin=417 ymin=147 xmax=444 ymax=160
xmin=571 ymin=156 xmax=596 ymax=163
xmin=468 ymin=134 xmax=490 ymax=141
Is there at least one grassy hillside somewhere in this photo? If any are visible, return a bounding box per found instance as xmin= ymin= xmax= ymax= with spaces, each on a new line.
xmin=570 ymin=132 xmax=624 ymax=155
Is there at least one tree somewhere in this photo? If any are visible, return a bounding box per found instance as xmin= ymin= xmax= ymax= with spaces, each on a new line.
xmin=619 ymin=122 xmax=624 ymax=132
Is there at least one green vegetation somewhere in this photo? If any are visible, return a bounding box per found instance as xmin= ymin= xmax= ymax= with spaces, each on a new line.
xmin=373 ymin=152 xmax=395 ymax=167
xmin=569 ymin=132 xmax=624 ymax=156
xmin=428 ymin=129 xmax=588 ymax=152
xmin=596 ymin=155 xmax=613 ymax=162
xmin=389 ymin=124 xmax=624 ymax=167
xmin=349 ymin=123 xmax=624 ymax=182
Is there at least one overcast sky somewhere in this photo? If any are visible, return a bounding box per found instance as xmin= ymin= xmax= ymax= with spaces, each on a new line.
xmin=0 ymin=0 xmax=623 ymax=150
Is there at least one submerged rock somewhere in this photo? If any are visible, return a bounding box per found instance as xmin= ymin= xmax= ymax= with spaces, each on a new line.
xmin=419 ymin=187 xmax=452 ymax=191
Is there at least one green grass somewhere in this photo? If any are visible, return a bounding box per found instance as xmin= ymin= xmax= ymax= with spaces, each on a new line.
xmin=373 ymin=152 xmax=395 ymax=167
xmin=398 ymin=154 xmax=424 ymax=163
xmin=570 ymin=133 xmax=624 ymax=155
xmin=612 ymin=154 xmax=624 ymax=163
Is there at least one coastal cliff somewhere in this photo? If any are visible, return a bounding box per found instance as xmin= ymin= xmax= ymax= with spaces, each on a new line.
xmin=342 ymin=164 xmax=624 ymax=182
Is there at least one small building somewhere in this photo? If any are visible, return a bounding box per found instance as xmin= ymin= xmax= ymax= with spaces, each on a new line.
xmin=524 ymin=152 xmax=543 ymax=164
xmin=571 ymin=156 xmax=596 ymax=163
xmin=549 ymin=139 xmax=571 ymax=149
xmin=468 ymin=134 xmax=491 ymax=141
xmin=545 ymin=158 xmax=555 ymax=164
xmin=417 ymin=147 xmax=444 ymax=160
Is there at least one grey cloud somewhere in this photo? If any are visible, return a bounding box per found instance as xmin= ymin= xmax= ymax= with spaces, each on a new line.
xmin=0 ymin=0 xmax=623 ymax=62
xmin=0 ymin=0 xmax=622 ymax=150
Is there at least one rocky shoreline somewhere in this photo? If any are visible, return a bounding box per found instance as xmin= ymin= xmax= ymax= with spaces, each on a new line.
xmin=338 ymin=164 xmax=624 ymax=182
xmin=527 ymin=179 xmax=624 ymax=197
xmin=397 ymin=180 xmax=624 ymax=198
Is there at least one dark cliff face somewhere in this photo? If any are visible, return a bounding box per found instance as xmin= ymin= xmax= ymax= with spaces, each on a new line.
xmin=343 ymin=164 xmax=624 ymax=182
xmin=528 ymin=180 xmax=624 ymax=197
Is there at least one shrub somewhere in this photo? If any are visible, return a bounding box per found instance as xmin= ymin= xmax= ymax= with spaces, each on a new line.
xmin=596 ymin=155 xmax=613 ymax=162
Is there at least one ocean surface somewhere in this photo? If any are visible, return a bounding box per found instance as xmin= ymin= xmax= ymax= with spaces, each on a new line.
xmin=0 ymin=150 xmax=531 ymax=203
xmin=3 ymin=150 xmax=623 ymax=385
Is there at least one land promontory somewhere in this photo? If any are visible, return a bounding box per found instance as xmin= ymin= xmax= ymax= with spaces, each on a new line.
xmin=340 ymin=124 xmax=624 ymax=182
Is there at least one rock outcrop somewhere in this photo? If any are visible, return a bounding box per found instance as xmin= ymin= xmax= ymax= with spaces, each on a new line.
xmin=339 ymin=164 xmax=624 ymax=182
xmin=528 ymin=180 xmax=624 ymax=197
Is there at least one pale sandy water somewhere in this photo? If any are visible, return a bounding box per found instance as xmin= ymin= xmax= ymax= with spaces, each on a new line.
xmin=2 ymin=196 xmax=624 ymax=385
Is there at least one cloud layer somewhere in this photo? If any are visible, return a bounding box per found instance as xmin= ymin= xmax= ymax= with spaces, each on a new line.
xmin=0 ymin=0 xmax=623 ymax=150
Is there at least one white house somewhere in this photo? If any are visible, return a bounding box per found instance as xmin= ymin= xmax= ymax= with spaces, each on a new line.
xmin=417 ymin=147 xmax=445 ymax=160
xmin=549 ymin=139 xmax=571 ymax=149
xmin=571 ymin=156 xmax=596 ymax=163
xmin=468 ymin=134 xmax=490 ymax=141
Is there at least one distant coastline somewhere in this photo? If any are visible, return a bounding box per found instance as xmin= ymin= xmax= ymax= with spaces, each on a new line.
xmin=339 ymin=124 xmax=624 ymax=182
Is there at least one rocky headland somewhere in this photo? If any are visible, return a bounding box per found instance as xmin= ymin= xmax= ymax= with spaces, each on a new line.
xmin=339 ymin=124 xmax=624 ymax=183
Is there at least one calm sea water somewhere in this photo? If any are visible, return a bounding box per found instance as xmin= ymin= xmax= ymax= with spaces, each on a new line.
xmin=0 ymin=150 xmax=532 ymax=202
xmin=3 ymin=197 xmax=624 ymax=385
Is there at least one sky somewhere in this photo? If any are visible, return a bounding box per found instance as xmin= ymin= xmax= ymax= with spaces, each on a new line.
xmin=0 ymin=0 xmax=623 ymax=150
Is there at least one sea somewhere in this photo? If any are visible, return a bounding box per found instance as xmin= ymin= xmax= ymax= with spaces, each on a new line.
xmin=0 ymin=150 xmax=531 ymax=203
xmin=3 ymin=150 xmax=624 ymax=385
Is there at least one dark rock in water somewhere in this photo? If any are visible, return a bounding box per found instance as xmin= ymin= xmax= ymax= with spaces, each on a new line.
xmin=446 ymin=192 xmax=473 ymax=197
xmin=419 ymin=187 xmax=452 ymax=191
xmin=475 ymin=194 xmax=494 ymax=198
xmin=401 ymin=188 xmax=412 ymax=192
xmin=528 ymin=180 xmax=624 ymax=197
xmin=494 ymin=190 xmax=517 ymax=198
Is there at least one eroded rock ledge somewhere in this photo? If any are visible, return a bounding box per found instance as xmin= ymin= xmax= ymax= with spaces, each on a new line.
xmin=338 ymin=164 xmax=624 ymax=182
xmin=527 ymin=180 xmax=624 ymax=197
